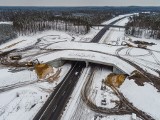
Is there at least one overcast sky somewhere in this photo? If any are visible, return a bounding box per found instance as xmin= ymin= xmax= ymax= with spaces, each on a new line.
xmin=0 ymin=0 xmax=160 ymax=6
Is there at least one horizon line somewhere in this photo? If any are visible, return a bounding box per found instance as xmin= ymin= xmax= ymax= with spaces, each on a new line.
xmin=0 ymin=5 xmax=160 ymax=7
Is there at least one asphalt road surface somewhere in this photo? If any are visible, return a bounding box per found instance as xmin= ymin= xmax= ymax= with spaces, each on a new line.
xmin=33 ymin=62 xmax=86 ymax=120
xmin=91 ymin=17 xmax=126 ymax=43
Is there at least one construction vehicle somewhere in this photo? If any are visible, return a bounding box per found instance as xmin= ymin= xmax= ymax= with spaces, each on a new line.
xmin=101 ymin=99 xmax=107 ymax=105
xmin=10 ymin=55 xmax=22 ymax=60
xmin=25 ymin=59 xmax=40 ymax=67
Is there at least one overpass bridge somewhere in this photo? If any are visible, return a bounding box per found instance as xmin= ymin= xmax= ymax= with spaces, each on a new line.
xmin=36 ymin=41 xmax=137 ymax=74
xmin=37 ymin=48 xmax=136 ymax=75
xmin=91 ymin=24 xmax=126 ymax=28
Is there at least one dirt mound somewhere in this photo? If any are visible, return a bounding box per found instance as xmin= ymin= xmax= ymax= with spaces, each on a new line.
xmin=133 ymin=40 xmax=155 ymax=46
xmin=34 ymin=63 xmax=54 ymax=80
xmin=128 ymin=70 xmax=149 ymax=86
xmin=105 ymin=73 xmax=127 ymax=87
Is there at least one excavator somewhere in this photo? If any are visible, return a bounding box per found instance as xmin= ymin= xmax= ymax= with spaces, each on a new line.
xmin=25 ymin=59 xmax=40 ymax=67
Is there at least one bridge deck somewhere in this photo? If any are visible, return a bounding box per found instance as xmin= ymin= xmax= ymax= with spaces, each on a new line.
xmin=91 ymin=24 xmax=126 ymax=28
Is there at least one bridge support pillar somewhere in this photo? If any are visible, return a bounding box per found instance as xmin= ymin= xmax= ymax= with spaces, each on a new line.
xmin=85 ymin=61 xmax=89 ymax=67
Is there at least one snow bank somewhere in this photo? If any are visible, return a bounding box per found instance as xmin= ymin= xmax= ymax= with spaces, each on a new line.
xmin=119 ymin=79 xmax=160 ymax=119
xmin=0 ymin=86 xmax=48 ymax=120
xmin=0 ymin=68 xmax=37 ymax=88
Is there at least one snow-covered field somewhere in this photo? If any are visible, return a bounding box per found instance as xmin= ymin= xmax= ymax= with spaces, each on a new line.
xmin=0 ymin=30 xmax=73 ymax=52
xmin=0 ymin=86 xmax=48 ymax=120
xmin=99 ymin=13 xmax=160 ymax=120
xmin=0 ymin=12 xmax=160 ymax=120
xmin=119 ymin=79 xmax=160 ymax=119
xmin=0 ymin=68 xmax=37 ymax=89
xmin=0 ymin=63 xmax=71 ymax=120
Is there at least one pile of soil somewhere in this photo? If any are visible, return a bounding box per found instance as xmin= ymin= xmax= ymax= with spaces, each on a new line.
xmin=34 ymin=63 xmax=54 ymax=80
xmin=133 ymin=40 xmax=156 ymax=46
xmin=128 ymin=70 xmax=150 ymax=86
xmin=105 ymin=73 xmax=127 ymax=87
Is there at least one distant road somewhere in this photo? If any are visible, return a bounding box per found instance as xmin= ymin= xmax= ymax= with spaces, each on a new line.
xmin=91 ymin=17 xmax=126 ymax=43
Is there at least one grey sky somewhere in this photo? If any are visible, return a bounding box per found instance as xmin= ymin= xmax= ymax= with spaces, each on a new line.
xmin=0 ymin=0 xmax=160 ymax=6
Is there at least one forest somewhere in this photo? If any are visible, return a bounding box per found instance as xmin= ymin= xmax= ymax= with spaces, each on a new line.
xmin=0 ymin=8 xmax=120 ymax=35
xmin=0 ymin=7 xmax=160 ymax=37
xmin=0 ymin=24 xmax=17 ymax=44
xmin=125 ymin=13 xmax=160 ymax=39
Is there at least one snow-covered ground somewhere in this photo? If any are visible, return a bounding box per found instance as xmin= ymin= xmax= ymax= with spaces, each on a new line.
xmin=66 ymin=65 xmax=141 ymax=120
xmin=0 ymin=30 xmax=73 ymax=52
xmin=68 ymin=94 xmax=137 ymax=120
xmin=88 ymin=67 xmax=119 ymax=109
xmin=0 ymin=86 xmax=48 ymax=120
xmin=0 ymin=12 xmax=160 ymax=120
xmin=0 ymin=19 xmax=104 ymax=120
xmin=0 ymin=68 xmax=37 ymax=88
xmin=116 ymin=47 xmax=160 ymax=77
xmin=0 ymin=63 xmax=71 ymax=120
xmin=100 ymin=17 xmax=129 ymax=44
xmin=127 ymin=35 xmax=160 ymax=52
xmin=98 ymin=12 xmax=160 ymax=120
xmin=119 ymin=79 xmax=160 ymax=119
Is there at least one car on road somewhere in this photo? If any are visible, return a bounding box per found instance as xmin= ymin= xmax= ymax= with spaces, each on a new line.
xmin=75 ymin=72 xmax=79 ymax=75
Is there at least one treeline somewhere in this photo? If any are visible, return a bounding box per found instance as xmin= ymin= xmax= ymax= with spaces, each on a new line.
xmin=0 ymin=24 xmax=17 ymax=44
xmin=0 ymin=8 xmax=124 ymax=35
xmin=125 ymin=13 xmax=160 ymax=39
xmin=68 ymin=10 xmax=116 ymax=25
xmin=13 ymin=11 xmax=91 ymax=35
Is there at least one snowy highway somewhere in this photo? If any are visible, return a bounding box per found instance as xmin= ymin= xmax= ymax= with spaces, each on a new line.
xmin=1 ymin=13 xmax=160 ymax=120
xmin=33 ymin=16 xmax=134 ymax=120
xmin=33 ymin=62 xmax=86 ymax=120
